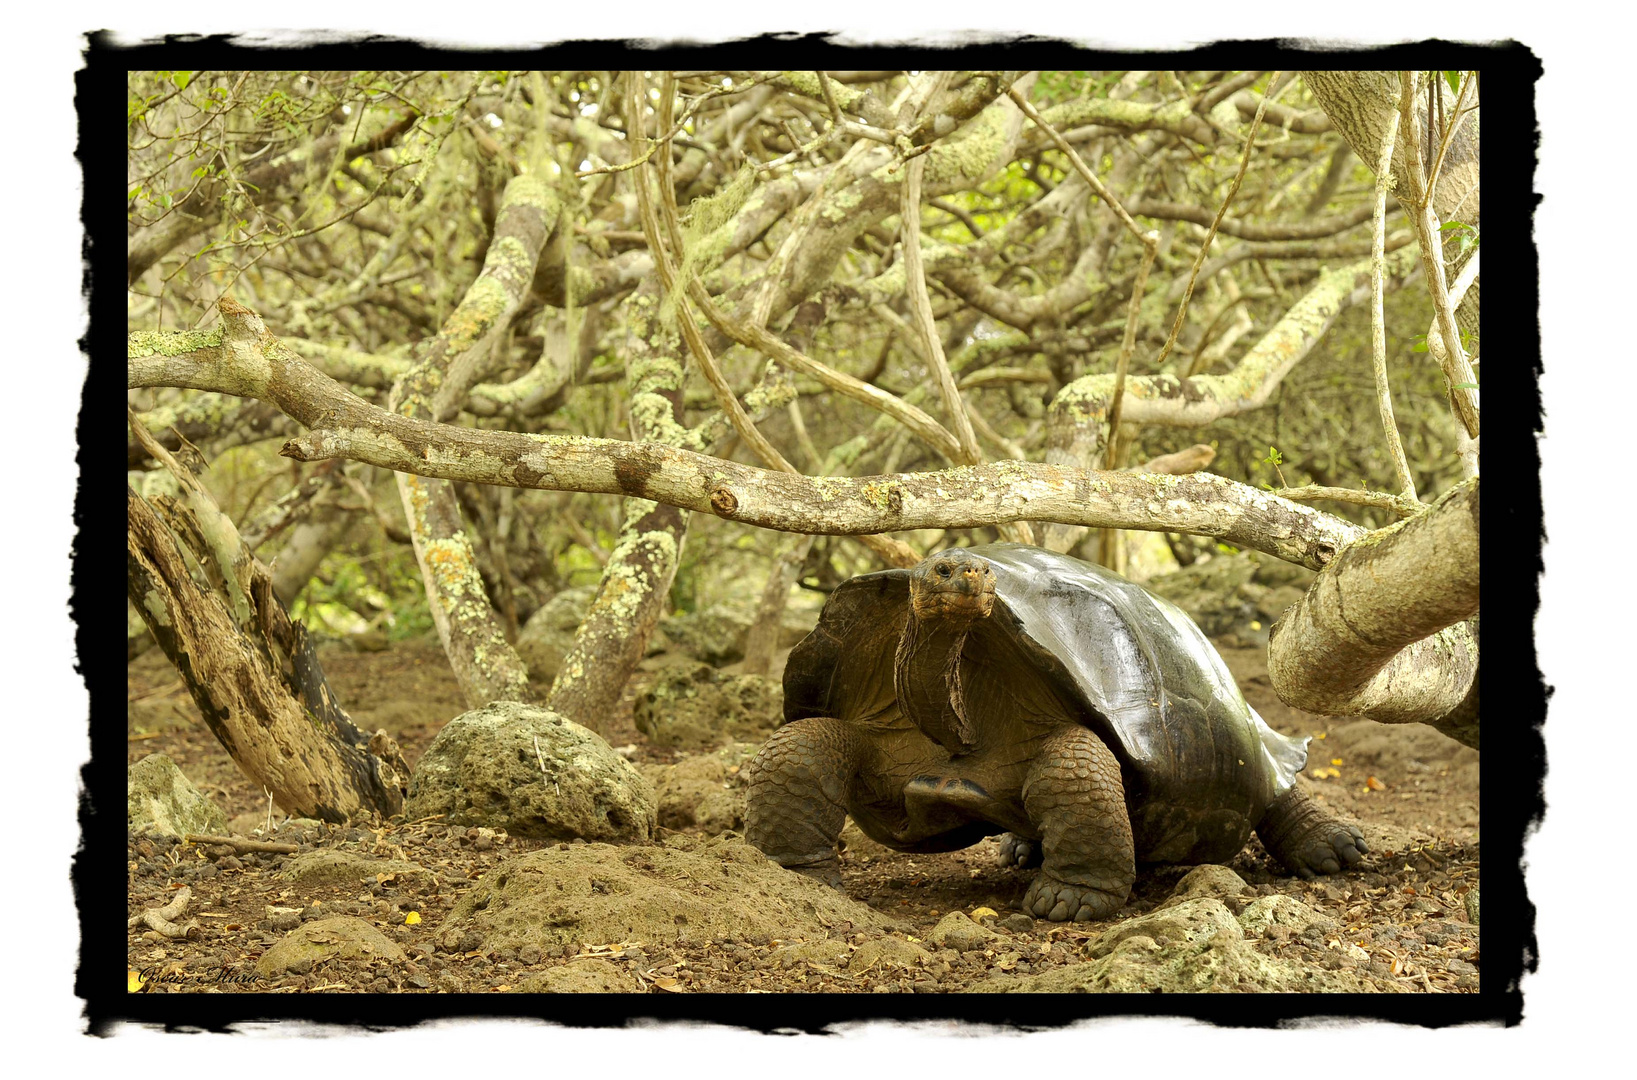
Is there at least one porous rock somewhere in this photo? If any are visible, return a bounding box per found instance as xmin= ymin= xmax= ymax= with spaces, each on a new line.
xmin=928 ymin=911 xmax=1000 ymax=953
xmin=633 ymin=663 xmax=781 ymax=750
xmin=640 ymin=742 xmax=759 ymax=833
xmin=278 ymin=849 xmax=430 ymax=887
xmin=256 ymin=916 xmax=405 ymax=977
xmin=513 ymin=958 xmax=641 ymax=993
xmin=849 ymin=936 xmax=931 ymax=974
xmin=128 ymin=753 xmax=229 ymax=839
xmin=968 ymin=898 xmax=1389 ymax=992
xmin=1165 ymin=865 xmax=1250 ymax=906
xmin=444 ymin=835 xmax=902 ymax=954
xmin=1237 ymin=893 xmax=1335 ymax=938
xmin=405 ymin=702 xmax=655 ymax=842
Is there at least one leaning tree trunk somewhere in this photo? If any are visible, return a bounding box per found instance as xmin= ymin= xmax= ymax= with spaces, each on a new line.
xmin=546 ymin=282 xmax=691 ymax=734
xmin=387 ymin=173 xmax=559 ymax=709
xmin=126 ymin=421 xmax=409 ymax=822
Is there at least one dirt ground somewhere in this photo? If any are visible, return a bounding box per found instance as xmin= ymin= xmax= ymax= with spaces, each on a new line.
xmin=125 ymin=632 xmax=1480 ymax=995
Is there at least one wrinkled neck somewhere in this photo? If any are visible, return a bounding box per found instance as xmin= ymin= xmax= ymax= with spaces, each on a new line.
xmin=894 ymin=613 xmax=976 ymax=755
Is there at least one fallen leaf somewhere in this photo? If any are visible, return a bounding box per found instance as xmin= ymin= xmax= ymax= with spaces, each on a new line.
xmin=404 ymin=911 xmax=421 ymax=925
xmin=1330 ymin=758 xmax=1344 ymax=766
xmin=128 ymin=969 xmax=146 ymax=993
xmin=1366 ymin=776 xmax=1387 ymax=791
xmin=654 ymin=977 xmax=685 ymax=992
xmin=970 ymin=907 xmax=998 ymax=921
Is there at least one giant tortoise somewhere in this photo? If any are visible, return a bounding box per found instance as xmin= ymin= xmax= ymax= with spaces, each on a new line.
xmin=744 ymin=544 xmax=1367 ymax=922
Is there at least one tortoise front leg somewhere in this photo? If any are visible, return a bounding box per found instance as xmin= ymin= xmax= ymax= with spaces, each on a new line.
xmin=1019 ymin=727 xmax=1136 ymax=922
xmin=744 ymin=717 xmax=860 ymax=889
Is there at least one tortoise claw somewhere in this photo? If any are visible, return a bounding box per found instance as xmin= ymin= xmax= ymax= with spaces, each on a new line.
xmin=1022 ymin=873 xmax=1126 ymax=922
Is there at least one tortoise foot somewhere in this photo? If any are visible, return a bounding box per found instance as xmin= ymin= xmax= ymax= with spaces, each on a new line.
xmin=996 ymin=832 xmax=1042 ymax=869
xmin=1022 ymin=872 xmax=1127 ymax=922
xmin=1258 ymin=786 xmax=1369 ymax=878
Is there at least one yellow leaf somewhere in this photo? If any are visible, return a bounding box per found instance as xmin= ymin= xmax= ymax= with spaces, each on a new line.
xmin=1315 ymin=732 xmax=1327 ymax=739
xmin=1249 ymin=620 xmax=1262 ymax=630
xmin=128 ymin=969 xmax=146 ymax=993
xmin=655 ymin=977 xmax=685 ymax=992
xmin=970 ymin=907 xmax=999 ymax=920
xmin=1331 ymin=758 xmax=1343 ymax=766
xmin=1365 ymin=776 xmax=1386 ymax=791
xmin=404 ymin=911 xmax=421 ymax=925
xmin=1325 ymin=767 xmax=1341 ymax=778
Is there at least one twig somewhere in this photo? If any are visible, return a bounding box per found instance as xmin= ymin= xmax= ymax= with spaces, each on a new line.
xmin=1275 ymin=485 xmax=1423 ymax=519
xmin=1152 ymin=71 xmax=1284 ymax=371
xmin=631 ymin=75 xmax=920 ymax=568
xmin=1368 ymin=89 xmax=1417 ymax=500
xmin=627 ymin=74 xmax=796 ymax=477
xmin=900 ymin=155 xmax=983 ymax=468
xmin=184 ymin=833 xmax=301 ymax=854
xmin=128 ymin=885 xmax=201 ymax=939
xmin=1006 ymin=86 xmax=1151 ymax=246
xmin=1423 ymin=72 xmax=1475 ymax=209
xmin=1396 ymin=72 xmax=1479 ymax=439
xmin=1104 ymin=232 xmax=1161 ymax=467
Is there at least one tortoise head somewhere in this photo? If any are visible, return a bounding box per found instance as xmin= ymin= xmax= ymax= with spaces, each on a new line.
xmin=907 ymin=548 xmax=997 ymax=626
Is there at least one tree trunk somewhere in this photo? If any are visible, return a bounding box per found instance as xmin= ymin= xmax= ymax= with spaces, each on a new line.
xmin=742 ymin=534 xmax=815 ymax=677
xmin=388 ymin=174 xmax=559 ymax=709
xmin=127 ymin=478 xmax=408 ymax=821
xmin=546 ymin=282 xmax=690 ymax=733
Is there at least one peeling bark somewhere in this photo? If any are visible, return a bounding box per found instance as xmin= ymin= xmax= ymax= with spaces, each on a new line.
xmin=126 ymin=461 xmax=408 ymax=822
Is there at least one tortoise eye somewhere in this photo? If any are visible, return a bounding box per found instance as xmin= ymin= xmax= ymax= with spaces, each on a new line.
xmin=937 ymin=563 xmax=951 ymax=578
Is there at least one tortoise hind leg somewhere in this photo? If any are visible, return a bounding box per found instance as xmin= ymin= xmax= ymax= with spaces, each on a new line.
xmin=745 ymin=717 xmax=859 ymax=889
xmin=1257 ymin=785 xmax=1368 ymax=878
xmin=1020 ymin=727 xmax=1135 ymax=922
xmin=996 ymin=833 xmax=1042 ymax=869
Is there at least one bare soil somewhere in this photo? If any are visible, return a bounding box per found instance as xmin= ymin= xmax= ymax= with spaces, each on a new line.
xmin=126 ymin=635 xmax=1480 ymax=995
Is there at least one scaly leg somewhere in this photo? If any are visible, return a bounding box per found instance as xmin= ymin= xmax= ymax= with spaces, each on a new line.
xmin=744 ymin=717 xmax=860 ymax=888
xmin=1019 ymin=727 xmax=1136 ymax=922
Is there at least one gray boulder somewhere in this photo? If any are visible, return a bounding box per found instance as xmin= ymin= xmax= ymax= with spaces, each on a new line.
xmin=406 ymin=702 xmax=655 ymax=842
xmin=633 ymin=663 xmax=782 ymax=750
xmin=660 ymin=600 xmax=817 ymax=667
xmin=128 ymin=753 xmax=228 ymax=839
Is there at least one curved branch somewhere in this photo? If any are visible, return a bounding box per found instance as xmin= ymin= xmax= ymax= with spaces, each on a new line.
xmin=1267 ymin=477 xmax=1479 ymax=743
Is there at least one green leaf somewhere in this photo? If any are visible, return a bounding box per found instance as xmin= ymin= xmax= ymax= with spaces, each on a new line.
xmin=1444 ymin=71 xmax=1461 ymax=95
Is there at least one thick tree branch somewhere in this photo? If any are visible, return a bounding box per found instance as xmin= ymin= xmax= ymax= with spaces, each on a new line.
xmin=1267 ymin=477 xmax=1479 ymax=743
